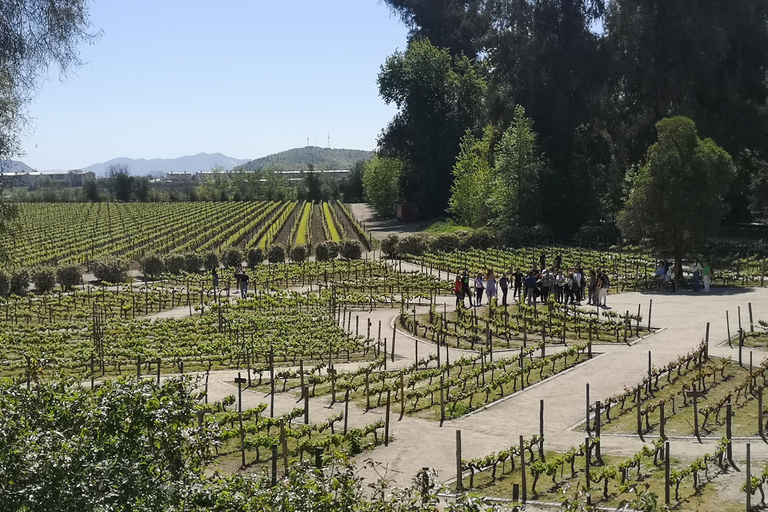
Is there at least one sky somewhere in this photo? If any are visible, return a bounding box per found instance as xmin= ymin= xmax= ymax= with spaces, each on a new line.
xmin=19 ymin=0 xmax=409 ymax=171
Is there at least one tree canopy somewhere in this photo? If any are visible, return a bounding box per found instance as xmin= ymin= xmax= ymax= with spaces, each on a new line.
xmin=378 ymin=0 xmax=768 ymax=235
xmin=618 ymin=117 xmax=734 ymax=273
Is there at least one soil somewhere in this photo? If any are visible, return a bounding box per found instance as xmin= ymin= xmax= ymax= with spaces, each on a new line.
xmin=274 ymin=204 xmax=300 ymax=247
xmin=311 ymin=203 xmax=326 ymax=250
xmin=334 ymin=203 xmax=370 ymax=249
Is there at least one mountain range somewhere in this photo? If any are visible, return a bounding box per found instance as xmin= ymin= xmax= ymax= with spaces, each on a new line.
xmin=6 ymin=147 xmax=374 ymax=177
xmin=82 ymin=153 xmax=250 ymax=176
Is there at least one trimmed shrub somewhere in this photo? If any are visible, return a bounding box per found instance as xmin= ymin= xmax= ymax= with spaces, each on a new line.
xmin=397 ymin=234 xmax=428 ymax=257
xmin=203 ymin=251 xmax=219 ymax=270
xmin=57 ymin=265 xmax=83 ymax=291
xmin=164 ymin=254 xmax=186 ymax=275
xmin=291 ymin=245 xmax=308 ymax=263
xmin=141 ymin=254 xmax=164 ymax=279
xmin=576 ymin=222 xmax=620 ymax=245
xmin=326 ymin=241 xmax=340 ymax=260
xmin=184 ymin=252 xmax=204 ymax=273
xmin=314 ymin=242 xmax=330 ymax=262
xmin=267 ymin=244 xmax=286 ymax=264
xmin=430 ymin=233 xmax=461 ymax=253
xmin=0 ymin=270 xmax=9 ymax=296
xmin=33 ymin=267 xmax=57 ymax=293
xmin=93 ymin=257 xmax=128 ymax=283
xmin=221 ymin=247 xmax=244 ymax=268
xmin=10 ymin=269 xmax=29 ymax=295
xmin=381 ymin=234 xmax=399 ymax=258
xmin=341 ymin=240 xmax=363 ymax=260
xmin=247 ymin=248 xmax=264 ymax=268
xmin=498 ymin=225 xmax=553 ymax=248
xmin=464 ymin=227 xmax=497 ymax=250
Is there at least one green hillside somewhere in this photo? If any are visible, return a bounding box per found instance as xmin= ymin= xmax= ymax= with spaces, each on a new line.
xmin=239 ymin=146 xmax=373 ymax=171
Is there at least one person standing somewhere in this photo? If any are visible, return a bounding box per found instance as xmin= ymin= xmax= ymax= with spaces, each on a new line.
xmin=513 ymin=268 xmax=523 ymax=302
xmin=499 ymin=273 xmax=510 ymax=306
xmin=692 ymin=259 xmax=703 ymax=292
xmin=525 ymin=271 xmax=538 ymax=306
xmin=541 ymin=269 xmax=554 ymax=302
xmin=486 ymin=270 xmax=497 ymax=305
xmin=234 ymin=264 xmax=244 ymax=292
xmin=598 ymin=270 xmax=609 ymax=307
xmin=573 ymin=267 xmax=583 ymax=302
xmin=454 ymin=273 xmax=463 ymax=309
xmin=539 ymin=253 xmax=546 ymax=272
xmin=702 ymin=262 xmax=712 ymax=292
xmin=212 ymin=266 xmax=219 ymax=291
xmin=588 ymin=270 xmax=597 ymax=305
xmin=475 ymin=273 xmax=485 ymax=307
xmin=462 ymin=271 xmax=473 ymax=308
xmin=555 ymin=270 xmax=565 ymax=303
xmin=554 ymin=253 xmax=562 ymax=270
xmin=240 ymin=270 xmax=249 ymax=298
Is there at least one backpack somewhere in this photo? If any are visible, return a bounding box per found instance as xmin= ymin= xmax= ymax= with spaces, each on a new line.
xmin=602 ymin=275 xmax=610 ymax=289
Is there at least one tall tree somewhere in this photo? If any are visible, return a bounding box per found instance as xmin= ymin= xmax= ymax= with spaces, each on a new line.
xmin=377 ymin=39 xmax=486 ymax=217
xmin=618 ymin=117 xmax=734 ymax=277
xmin=604 ymin=0 xmax=768 ymax=221
xmin=449 ymin=127 xmax=496 ymax=227
xmin=382 ymin=0 xmax=492 ymax=58
xmin=107 ymin=164 xmax=134 ymax=202
xmin=363 ymin=156 xmax=403 ymax=218
xmin=484 ymin=0 xmax=607 ymax=232
xmin=490 ymin=106 xmax=543 ymax=228
xmin=0 ymin=0 xmax=93 ymax=260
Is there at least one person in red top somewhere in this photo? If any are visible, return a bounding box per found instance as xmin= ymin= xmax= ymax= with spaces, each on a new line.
xmin=454 ymin=273 xmax=463 ymax=309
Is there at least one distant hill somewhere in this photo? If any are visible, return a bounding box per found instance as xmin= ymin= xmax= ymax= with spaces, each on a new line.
xmin=1 ymin=160 xmax=33 ymax=173
xmin=83 ymin=153 xmax=250 ymax=176
xmin=239 ymin=147 xmax=373 ymax=171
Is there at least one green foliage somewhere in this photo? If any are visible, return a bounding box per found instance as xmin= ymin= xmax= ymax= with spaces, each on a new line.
xmin=203 ymin=251 xmax=219 ymax=270
xmin=381 ymin=234 xmax=400 ymax=258
xmin=0 ymin=378 xmax=212 ymax=512
xmin=268 ymin=244 xmax=286 ymax=264
xmin=325 ymin=241 xmax=340 ymax=260
xmin=93 ymin=257 xmax=128 ymax=283
xmin=314 ymin=242 xmax=330 ymax=261
xmin=240 ymin=147 xmax=374 ymax=172
xmin=463 ymin=227 xmax=497 ymax=250
xmin=56 ymin=265 xmax=82 ymax=291
xmin=221 ymin=247 xmax=244 ymax=268
xmin=490 ymin=106 xmax=543 ymax=228
xmin=430 ymin=233 xmax=461 ymax=253
xmin=164 ymin=253 xmax=185 ymax=275
xmin=397 ymin=234 xmax=429 ymax=256
xmin=0 ymin=270 xmax=9 ymax=295
xmin=449 ymin=127 xmax=495 ymax=227
xmin=618 ymin=117 xmax=735 ymax=270
xmin=10 ymin=269 xmax=29 ymax=294
xmin=247 ymin=247 xmax=264 ymax=268
xmin=32 ymin=267 xmax=56 ymax=293
xmin=341 ymin=240 xmax=363 ymax=260
xmin=183 ymin=252 xmax=203 ymax=273
xmin=377 ymin=38 xmax=486 ymax=217
xmin=291 ymin=245 xmax=308 ymax=263
xmin=140 ymin=254 xmax=164 ymax=279
xmin=363 ymin=156 xmax=402 ymax=218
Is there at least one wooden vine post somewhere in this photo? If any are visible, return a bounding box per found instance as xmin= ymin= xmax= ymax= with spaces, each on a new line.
xmin=664 ymin=441 xmax=671 ymax=506
xmin=455 ymin=430 xmax=463 ymax=492
xmin=539 ymin=400 xmax=545 ymax=462
xmin=385 ymin=389 xmax=391 ymax=447
xmin=519 ymin=435 xmax=527 ymax=503
xmin=235 ymin=373 xmax=247 ymax=468
xmin=687 ymin=384 xmax=706 ymax=441
xmin=636 ymin=387 xmax=643 ymax=440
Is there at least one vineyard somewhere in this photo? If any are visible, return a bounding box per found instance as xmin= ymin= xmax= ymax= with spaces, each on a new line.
xmin=0 ymin=201 xmax=370 ymax=268
xmin=1 ymin=206 xmax=768 ymax=511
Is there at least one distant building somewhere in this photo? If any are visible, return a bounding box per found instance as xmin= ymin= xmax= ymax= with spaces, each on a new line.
xmin=4 ymin=170 xmax=95 ymax=188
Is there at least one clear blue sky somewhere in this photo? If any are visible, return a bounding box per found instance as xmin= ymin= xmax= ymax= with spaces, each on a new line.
xmin=19 ymin=0 xmax=409 ymax=170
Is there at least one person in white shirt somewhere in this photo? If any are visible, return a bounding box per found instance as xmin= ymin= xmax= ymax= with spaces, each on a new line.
xmin=474 ymin=273 xmax=485 ymax=307
xmin=692 ymin=259 xmax=703 ymax=292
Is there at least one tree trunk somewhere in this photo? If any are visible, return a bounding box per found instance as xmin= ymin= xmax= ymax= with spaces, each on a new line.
xmin=675 ymin=243 xmax=683 ymax=282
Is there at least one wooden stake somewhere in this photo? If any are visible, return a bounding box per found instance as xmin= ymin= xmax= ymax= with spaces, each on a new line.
xmin=456 ymin=430 xmax=463 ymax=492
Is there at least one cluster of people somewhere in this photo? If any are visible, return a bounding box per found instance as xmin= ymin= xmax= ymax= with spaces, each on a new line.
xmin=655 ymin=258 xmax=712 ymax=292
xmin=453 ymin=254 xmax=611 ymax=310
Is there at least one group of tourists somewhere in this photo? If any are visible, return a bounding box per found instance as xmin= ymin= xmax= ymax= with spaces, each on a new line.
xmin=453 ymin=254 xmax=611 ymax=310
xmin=655 ymin=259 xmax=711 ymax=292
